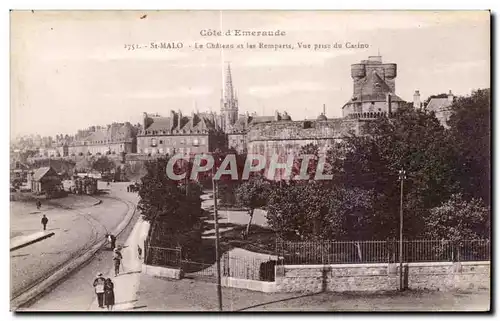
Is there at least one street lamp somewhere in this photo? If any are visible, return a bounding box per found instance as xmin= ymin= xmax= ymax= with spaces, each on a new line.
xmin=210 ymin=151 xmax=223 ymax=311
xmin=398 ymin=168 xmax=407 ymax=291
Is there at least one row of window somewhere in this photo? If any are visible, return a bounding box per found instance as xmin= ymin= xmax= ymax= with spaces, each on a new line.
xmin=140 ymin=147 xmax=195 ymax=155
xmin=143 ymin=137 xmax=206 ymax=147
xmin=145 ymin=129 xmax=206 ymax=135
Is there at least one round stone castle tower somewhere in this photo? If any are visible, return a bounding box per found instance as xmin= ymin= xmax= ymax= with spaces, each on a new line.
xmin=343 ymin=55 xmax=404 ymax=119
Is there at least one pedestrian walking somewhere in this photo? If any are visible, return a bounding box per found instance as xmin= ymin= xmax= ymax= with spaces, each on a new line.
xmin=41 ymin=215 xmax=48 ymax=231
xmin=107 ymin=234 xmax=116 ymax=250
xmin=104 ymin=278 xmax=115 ymax=311
xmin=137 ymin=244 xmax=142 ymax=260
xmin=36 ymin=200 xmax=41 ymax=210
xmin=92 ymin=272 xmax=106 ymax=308
xmin=113 ymin=248 xmax=123 ymax=276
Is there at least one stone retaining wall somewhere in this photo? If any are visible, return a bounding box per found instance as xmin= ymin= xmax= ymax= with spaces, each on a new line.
xmin=274 ymin=261 xmax=490 ymax=293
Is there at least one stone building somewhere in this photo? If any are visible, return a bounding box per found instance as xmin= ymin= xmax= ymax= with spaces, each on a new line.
xmin=342 ymin=55 xmax=405 ymax=119
xmin=425 ymin=90 xmax=455 ymax=128
xmin=65 ymin=122 xmax=137 ymax=156
xmin=136 ymin=111 xmax=225 ymax=156
xmin=241 ymin=55 xmax=404 ymax=157
xmin=134 ymin=56 xmax=406 ymax=159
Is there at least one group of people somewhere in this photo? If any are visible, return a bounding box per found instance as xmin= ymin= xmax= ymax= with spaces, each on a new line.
xmin=92 ymin=235 xmax=124 ymax=310
xmin=92 ymin=273 xmax=115 ymax=310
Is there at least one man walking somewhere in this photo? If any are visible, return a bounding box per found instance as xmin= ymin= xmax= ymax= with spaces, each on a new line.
xmin=107 ymin=234 xmax=116 ymax=250
xmin=41 ymin=215 xmax=48 ymax=231
xmin=113 ymin=248 xmax=123 ymax=277
xmin=92 ymin=272 xmax=106 ymax=308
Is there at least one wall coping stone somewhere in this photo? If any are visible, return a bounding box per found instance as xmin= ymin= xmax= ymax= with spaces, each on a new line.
xmin=283 ymin=261 xmax=490 ymax=270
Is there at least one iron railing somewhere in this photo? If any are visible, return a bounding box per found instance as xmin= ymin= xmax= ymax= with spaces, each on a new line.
xmin=277 ymin=239 xmax=490 ymax=265
xmin=144 ymin=244 xmax=181 ymax=268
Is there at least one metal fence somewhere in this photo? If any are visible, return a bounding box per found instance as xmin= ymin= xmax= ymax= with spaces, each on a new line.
xmin=277 ymin=239 xmax=490 ymax=265
xmin=224 ymin=254 xmax=277 ymax=281
xmin=144 ymin=244 xmax=182 ymax=268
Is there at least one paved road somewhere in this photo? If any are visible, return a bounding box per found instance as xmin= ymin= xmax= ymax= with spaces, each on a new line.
xmin=22 ymin=182 xmax=140 ymax=311
xmin=10 ymin=183 xmax=135 ymax=301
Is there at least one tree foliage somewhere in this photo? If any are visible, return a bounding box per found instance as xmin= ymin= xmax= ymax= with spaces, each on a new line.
xmin=235 ymin=175 xmax=271 ymax=235
xmin=92 ymin=156 xmax=115 ymax=174
xmin=424 ymin=194 xmax=490 ymax=241
xmin=447 ymin=88 xmax=490 ymax=204
xmin=137 ymin=157 xmax=202 ymax=249
xmin=265 ymin=89 xmax=490 ymax=241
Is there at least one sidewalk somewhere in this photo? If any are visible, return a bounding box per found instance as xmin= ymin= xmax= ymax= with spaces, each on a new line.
xmin=134 ymin=274 xmax=490 ymax=311
xmin=88 ymin=216 xmax=148 ymax=311
xmin=10 ymin=231 xmax=55 ymax=251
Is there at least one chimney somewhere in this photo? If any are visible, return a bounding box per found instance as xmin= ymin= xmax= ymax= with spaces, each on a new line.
xmin=323 ymin=104 xmax=326 ymax=116
xmin=448 ymin=90 xmax=454 ymax=103
xmin=170 ymin=110 xmax=175 ymax=131
xmin=386 ymin=93 xmax=392 ymax=116
xmin=413 ymin=90 xmax=421 ymax=109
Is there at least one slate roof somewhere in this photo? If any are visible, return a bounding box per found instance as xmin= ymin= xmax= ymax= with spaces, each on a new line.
xmin=426 ymin=98 xmax=453 ymax=112
xmin=342 ymin=71 xmax=404 ymax=109
xmin=143 ymin=112 xmax=219 ymax=134
xmin=32 ymin=167 xmax=58 ymax=181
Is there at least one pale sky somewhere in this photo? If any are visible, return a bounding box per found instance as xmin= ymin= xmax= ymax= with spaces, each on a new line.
xmin=10 ymin=10 xmax=490 ymax=137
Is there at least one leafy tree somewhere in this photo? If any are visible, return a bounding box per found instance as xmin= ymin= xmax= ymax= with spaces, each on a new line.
xmin=447 ymin=88 xmax=490 ymax=204
xmin=339 ymin=104 xmax=460 ymax=239
xmin=92 ymin=156 xmax=115 ymax=175
xmin=235 ymin=175 xmax=270 ymax=235
xmin=137 ymin=157 xmax=202 ymax=250
xmin=266 ymin=180 xmax=376 ymax=241
xmin=424 ymin=193 xmax=490 ymax=241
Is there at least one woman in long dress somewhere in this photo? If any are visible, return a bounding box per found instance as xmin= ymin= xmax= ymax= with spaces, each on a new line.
xmin=104 ymin=278 xmax=115 ymax=311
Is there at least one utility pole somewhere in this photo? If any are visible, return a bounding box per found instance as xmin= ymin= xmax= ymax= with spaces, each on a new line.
xmin=398 ymin=168 xmax=407 ymax=291
xmin=211 ymin=153 xmax=223 ymax=311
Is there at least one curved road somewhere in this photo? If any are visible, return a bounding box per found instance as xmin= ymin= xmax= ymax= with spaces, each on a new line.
xmin=10 ymin=182 xmax=136 ymax=301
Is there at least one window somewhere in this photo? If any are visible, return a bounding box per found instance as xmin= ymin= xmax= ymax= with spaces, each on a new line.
xmin=200 ymin=138 xmax=206 ymax=145
xmin=151 ymin=138 xmax=157 ymax=147
xmin=193 ymin=138 xmax=199 ymax=146
xmin=159 ymin=140 xmax=163 ymax=144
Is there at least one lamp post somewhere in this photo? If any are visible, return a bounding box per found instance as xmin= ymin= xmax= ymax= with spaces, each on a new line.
xmin=398 ymin=168 xmax=407 ymax=291
xmin=211 ymin=151 xmax=223 ymax=311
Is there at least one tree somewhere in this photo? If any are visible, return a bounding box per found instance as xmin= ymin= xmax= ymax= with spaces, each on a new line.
xmin=137 ymin=157 xmax=202 ymax=251
xmin=339 ymin=104 xmax=460 ymax=239
xmin=424 ymin=193 xmax=490 ymax=241
xmin=447 ymin=88 xmax=490 ymax=204
xmin=92 ymin=156 xmax=115 ymax=175
xmin=235 ymin=175 xmax=270 ymax=235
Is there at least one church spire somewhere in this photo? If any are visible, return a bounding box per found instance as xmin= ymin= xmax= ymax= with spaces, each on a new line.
xmin=224 ymin=62 xmax=235 ymax=102
xmin=220 ymin=62 xmax=238 ymax=133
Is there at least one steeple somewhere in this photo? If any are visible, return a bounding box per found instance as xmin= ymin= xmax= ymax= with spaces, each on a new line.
xmin=220 ymin=62 xmax=238 ymax=133
xmin=224 ymin=63 xmax=235 ymax=102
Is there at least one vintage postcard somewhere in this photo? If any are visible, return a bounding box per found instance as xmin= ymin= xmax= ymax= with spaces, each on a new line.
xmin=10 ymin=10 xmax=490 ymax=312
